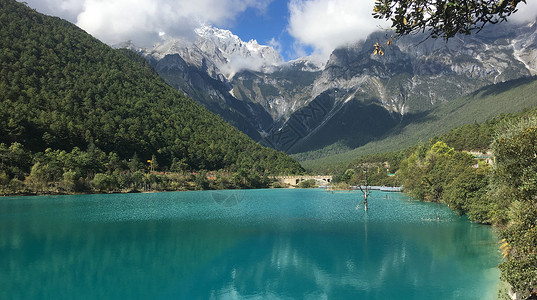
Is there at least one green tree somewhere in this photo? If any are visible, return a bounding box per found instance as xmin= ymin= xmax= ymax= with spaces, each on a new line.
xmin=373 ymin=0 xmax=526 ymax=40
xmin=150 ymin=154 xmax=158 ymax=172
xmin=170 ymin=158 xmax=188 ymax=172
xmin=398 ymin=141 xmax=456 ymax=202
xmin=128 ymin=153 xmax=144 ymax=172
xmin=59 ymin=170 xmax=78 ymax=192
xmin=0 ymin=171 xmax=10 ymax=188
xmin=498 ymin=200 xmax=537 ymax=296
xmin=0 ymin=0 xmax=305 ymax=180
xmin=25 ymin=162 xmax=50 ymax=192
xmin=398 ymin=151 xmax=428 ymax=199
xmin=489 ymin=117 xmax=537 ymax=296
xmin=397 ymin=141 xmax=484 ymax=207
xmin=131 ymin=171 xmax=144 ymax=190
xmin=232 ymin=168 xmax=249 ymax=188
xmin=0 ymin=142 xmax=31 ymax=180
xmin=105 ymin=152 xmax=122 ymax=174
xmin=343 ymin=169 xmax=357 ymax=184
xmin=213 ymin=174 xmax=234 ymax=190
xmin=91 ymin=173 xmax=115 ymax=192
xmin=443 ymin=163 xmax=490 ymax=222
xmin=192 ymin=171 xmax=210 ymax=190
xmin=298 ymin=179 xmax=317 ymax=188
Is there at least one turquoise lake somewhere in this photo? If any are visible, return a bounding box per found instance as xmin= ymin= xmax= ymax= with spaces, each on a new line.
xmin=0 ymin=189 xmax=500 ymax=299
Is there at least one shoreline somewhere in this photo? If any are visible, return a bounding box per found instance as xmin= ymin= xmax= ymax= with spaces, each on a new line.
xmin=1 ymin=184 xmax=408 ymax=198
xmin=0 ymin=186 xmax=286 ymax=198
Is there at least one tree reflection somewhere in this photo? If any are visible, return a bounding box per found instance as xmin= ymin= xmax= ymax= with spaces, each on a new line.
xmin=0 ymin=191 xmax=500 ymax=299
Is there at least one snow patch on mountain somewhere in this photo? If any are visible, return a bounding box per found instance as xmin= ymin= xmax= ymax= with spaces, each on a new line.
xmin=285 ymin=56 xmax=325 ymax=72
xmin=139 ymin=25 xmax=284 ymax=79
xmin=195 ymin=25 xmax=284 ymax=78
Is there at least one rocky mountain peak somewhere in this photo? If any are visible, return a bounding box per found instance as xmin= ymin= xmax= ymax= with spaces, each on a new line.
xmin=126 ymin=19 xmax=537 ymax=155
xmin=139 ymin=25 xmax=283 ymax=79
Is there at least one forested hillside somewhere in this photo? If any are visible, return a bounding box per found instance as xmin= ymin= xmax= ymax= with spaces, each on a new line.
xmin=329 ymin=106 xmax=537 ymax=297
xmin=0 ymin=0 xmax=303 ymax=193
xmin=398 ymin=115 xmax=537 ymax=298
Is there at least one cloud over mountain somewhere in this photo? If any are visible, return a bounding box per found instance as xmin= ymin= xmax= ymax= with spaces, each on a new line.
xmin=22 ymin=0 xmax=537 ymax=63
xmin=24 ymin=0 xmax=271 ymax=47
xmin=287 ymin=0 xmax=537 ymax=62
xmin=287 ymin=0 xmax=389 ymax=61
xmin=511 ymin=1 xmax=537 ymax=24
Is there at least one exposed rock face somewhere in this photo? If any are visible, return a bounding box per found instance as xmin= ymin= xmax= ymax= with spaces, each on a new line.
xmin=122 ymin=26 xmax=278 ymax=141
xmin=260 ymin=21 xmax=537 ymax=153
xmin=147 ymin=53 xmax=273 ymax=141
xmin=141 ymin=25 xmax=283 ymax=80
xmin=229 ymin=60 xmax=321 ymax=122
xmin=127 ymin=20 xmax=537 ymax=153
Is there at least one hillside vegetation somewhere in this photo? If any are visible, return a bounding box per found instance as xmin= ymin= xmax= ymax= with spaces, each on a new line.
xmin=329 ymin=106 xmax=537 ymax=297
xmin=299 ymin=76 xmax=537 ymax=173
xmin=398 ymin=115 xmax=537 ymax=298
xmin=0 ymin=0 xmax=303 ymax=194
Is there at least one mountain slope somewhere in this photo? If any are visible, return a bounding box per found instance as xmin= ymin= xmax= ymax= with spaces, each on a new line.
xmin=299 ymin=76 xmax=537 ymax=172
xmin=0 ymin=0 xmax=303 ymax=174
xmin=146 ymin=53 xmax=273 ymax=140
xmin=121 ymin=26 xmax=282 ymax=141
xmin=266 ymin=23 xmax=537 ymax=154
xmin=135 ymin=19 xmax=537 ymax=157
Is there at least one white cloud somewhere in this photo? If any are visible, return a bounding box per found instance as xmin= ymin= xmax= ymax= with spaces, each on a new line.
xmin=511 ymin=0 xmax=537 ymax=24
xmin=287 ymin=0 xmax=390 ymax=61
xmin=220 ymin=53 xmax=268 ymax=79
xmin=22 ymin=0 xmax=84 ymax=22
xmin=267 ymin=37 xmax=282 ymax=53
xmin=23 ymin=0 xmax=271 ymax=47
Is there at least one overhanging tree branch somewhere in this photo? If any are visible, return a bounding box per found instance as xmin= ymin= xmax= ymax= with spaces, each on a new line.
xmin=373 ymin=0 xmax=527 ymax=40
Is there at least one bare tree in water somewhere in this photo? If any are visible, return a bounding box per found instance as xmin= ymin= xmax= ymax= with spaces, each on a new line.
xmin=356 ymin=164 xmax=375 ymax=211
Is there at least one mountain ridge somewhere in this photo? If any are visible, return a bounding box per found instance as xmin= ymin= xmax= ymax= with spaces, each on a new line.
xmin=124 ymin=16 xmax=537 ymax=160
xmin=298 ymin=75 xmax=537 ymax=173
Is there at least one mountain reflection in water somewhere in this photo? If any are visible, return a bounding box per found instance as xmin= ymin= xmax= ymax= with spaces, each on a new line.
xmin=0 ymin=189 xmax=500 ymax=299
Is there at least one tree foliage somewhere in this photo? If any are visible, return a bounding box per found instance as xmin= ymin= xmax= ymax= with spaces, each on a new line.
xmin=297 ymin=179 xmax=317 ymax=188
xmin=373 ymin=0 xmax=526 ymax=39
xmin=434 ymin=120 xmax=497 ymax=151
xmin=0 ymin=142 xmax=289 ymax=194
xmin=490 ymin=117 xmax=537 ymax=296
xmin=397 ymin=141 xmax=489 ymax=211
xmin=331 ymin=150 xmax=404 ymax=187
xmin=0 ymin=0 xmax=304 ymax=187
xmin=396 ymin=113 xmax=537 ymax=296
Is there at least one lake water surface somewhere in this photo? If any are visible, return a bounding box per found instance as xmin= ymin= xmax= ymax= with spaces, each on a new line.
xmin=1 ymin=189 xmax=500 ymax=299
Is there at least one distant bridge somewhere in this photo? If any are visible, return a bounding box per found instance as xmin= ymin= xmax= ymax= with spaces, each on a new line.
xmin=275 ymin=175 xmax=333 ymax=186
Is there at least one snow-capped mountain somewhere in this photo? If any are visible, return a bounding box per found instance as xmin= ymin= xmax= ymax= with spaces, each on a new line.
xmin=141 ymin=25 xmax=283 ymax=80
xmin=234 ymin=20 xmax=537 ymax=153
xmin=123 ymin=20 xmax=537 ymax=154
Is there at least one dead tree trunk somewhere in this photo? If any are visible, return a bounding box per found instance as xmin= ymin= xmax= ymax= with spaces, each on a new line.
xmin=358 ymin=166 xmax=371 ymax=211
xmin=359 ymin=185 xmax=369 ymax=211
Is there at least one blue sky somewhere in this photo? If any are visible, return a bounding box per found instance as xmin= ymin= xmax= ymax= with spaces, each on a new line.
xmin=228 ymin=1 xmax=298 ymax=60
xmin=24 ymin=0 xmax=386 ymax=62
xmin=22 ymin=0 xmax=537 ymax=62
xmin=226 ymin=1 xmax=316 ymax=61
xmin=231 ymin=1 xmax=290 ymax=44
